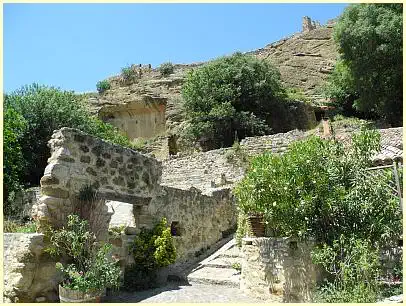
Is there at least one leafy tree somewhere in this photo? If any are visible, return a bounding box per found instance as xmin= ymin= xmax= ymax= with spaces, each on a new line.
xmin=4 ymin=84 xmax=134 ymax=217
xmin=182 ymin=52 xmax=286 ymax=150
xmin=327 ymin=4 xmax=403 ymax=125
xmin=3 ymin=105 xmax=27 ymax=216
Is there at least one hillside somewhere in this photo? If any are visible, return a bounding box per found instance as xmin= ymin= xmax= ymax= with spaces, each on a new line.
xmin=84 ymin=17 xmax=338 ymax=142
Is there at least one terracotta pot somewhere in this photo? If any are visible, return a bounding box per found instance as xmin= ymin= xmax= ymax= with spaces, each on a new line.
xmin=59 ymin=285 xmax=106 ymax=303
xmin=247 ymin=214 xmax=265 ymax=237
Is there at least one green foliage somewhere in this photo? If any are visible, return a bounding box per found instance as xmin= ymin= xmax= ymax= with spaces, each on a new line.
xmin=234 ymin=129 xmax=401 ymax=244
xmin=231 ymin=262 xmax=242 ymax=271
xmin=108 ymin=225 xmax=126 ymax=239
xmin=328 ymin=4 xmax=403 ymax=125
xmin=46 ymin=215 xmax=121 ymax=292
xmin=330 ymin=114 xmax=372 ymax=132
xmin=235 ymin=212 xmax=248 ymax=247
xmin=312 ymin=235 xmax=380 ymax=303
xmin=3 ymin=105 xmax=27 ymax=216
xmin=285 ymin=87 xmax=310 ymax=103
xmin=158 ymin=62 xmax=174 ymax=76
xmin=3 ymin=220 xmax=37 ymax=233
xmin=3 ymin=84 xmax=135 ymax=218
xmin=323 ymin=60 xmax=358 ymax=116
xmin=129 ymin=217 xmax=176 ymax=268
xmin=125 ymin=218 xmax=176 ymax=289
xmin=96 ymin=80 xmax=111 ymax=94
xmin=120 ymin=65 xmax=138 ymax=84
xmin=182 ymin=52 xmax=286 ymax=150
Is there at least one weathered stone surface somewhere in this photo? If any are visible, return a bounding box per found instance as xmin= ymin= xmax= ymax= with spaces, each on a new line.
xmin=240 ymin=237 xmax=318 ymax=302
xmin=33 ymin=128 xmax=162 ymax=228
xmin=3 ymin=233 xmax=61 ymax=302
xmin=148 ymin=186 xmax=236 ymax=262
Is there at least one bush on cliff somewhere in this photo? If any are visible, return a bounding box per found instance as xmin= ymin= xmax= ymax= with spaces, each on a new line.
xmin=4 ymin=84 xmax=133 ymax=217
xmin=182 ymin=52 xmax=287 ymax=150
xmin=325 ymin=4 xmax=403 ymax=125
xmin=158 ymin=62 xmax=174 ymax=76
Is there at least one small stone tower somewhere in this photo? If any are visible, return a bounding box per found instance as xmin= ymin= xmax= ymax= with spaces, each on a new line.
xmin=302 ymin=16 xmax=319 ymax=32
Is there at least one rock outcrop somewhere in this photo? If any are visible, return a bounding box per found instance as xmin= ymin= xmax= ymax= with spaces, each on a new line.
xmin=84 ymin=17 xmax=338 ymax=140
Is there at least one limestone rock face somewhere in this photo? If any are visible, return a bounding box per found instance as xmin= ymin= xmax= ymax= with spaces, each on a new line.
xmin=83 ymin=20 xmax=337 ymax=140
xmin=3 ymin=233 xmax=61 ymax=303
xmin=251 ymin=22 xmax=337 ymax=102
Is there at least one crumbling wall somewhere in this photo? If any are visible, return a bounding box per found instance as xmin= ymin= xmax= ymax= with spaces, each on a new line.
xmin=33 ymin=127 xmax=162 ymax=229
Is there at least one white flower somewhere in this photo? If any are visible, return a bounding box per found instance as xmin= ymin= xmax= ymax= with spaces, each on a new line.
xmin=272 ymin=201 xmax=277 ymax=207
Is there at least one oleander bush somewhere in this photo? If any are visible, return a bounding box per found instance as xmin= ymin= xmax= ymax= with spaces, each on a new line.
xmin=234 ymin=129 xmax=402 ymax=302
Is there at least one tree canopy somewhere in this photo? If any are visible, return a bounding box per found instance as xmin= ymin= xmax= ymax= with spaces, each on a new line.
xmin=326 ymin=4 xmax=403 ymax=125
xmin=182 ymin=52 xmax=286 ymax=150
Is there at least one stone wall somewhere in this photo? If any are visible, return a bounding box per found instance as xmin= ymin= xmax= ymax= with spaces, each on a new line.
xmin=33 ymin=127 xmax=162 ymax=228
xmin=240 ymin=237 xmax=318 ymax=302
xmin=3 ymin=233 xmax=61 ymax=303
xmin=149 ymin=186 xmax=236 ymax=262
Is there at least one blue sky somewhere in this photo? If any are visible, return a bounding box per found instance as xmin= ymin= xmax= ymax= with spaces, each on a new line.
xmin=4 ymin=3 xmax=348 ymax=93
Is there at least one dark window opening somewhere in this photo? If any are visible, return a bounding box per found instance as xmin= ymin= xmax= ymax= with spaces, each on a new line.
xmin=171 ymin=221 xmax=182 ymax=236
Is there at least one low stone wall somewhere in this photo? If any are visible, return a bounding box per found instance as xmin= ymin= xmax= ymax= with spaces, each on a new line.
xmin=3 ymin=233 xmax=61 ymax=303
xmin=240 ymin=237 xmax=318 ymax=302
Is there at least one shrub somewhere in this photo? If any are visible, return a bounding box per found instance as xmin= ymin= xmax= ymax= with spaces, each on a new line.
xmin=312 ymin=235 xmax=380 ymax=303
xmin=182 ymin=52 xmax=286 ymax=150
xmin=120 ymin=65 xmax=138 ymax=84
xmin=158 ymin=62 xmax=174 ymax=76
xmin=96 ymin=80 xmax=111 ymax=94
xmin=125 ymin=218 xmax=176 ymax=289
xmin=46 ymin=215 xmax=121 ymax=292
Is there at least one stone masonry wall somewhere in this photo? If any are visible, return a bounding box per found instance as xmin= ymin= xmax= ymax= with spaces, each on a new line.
xmin=149 ymin=186 xmax=237 ymax=263
xmin=3 ymin=233 xmax=62 ymax=303
xmin=240 ymin=237 xmax=318 ymax=302
xmin=33 ymin=127 xmax=162 ymax=228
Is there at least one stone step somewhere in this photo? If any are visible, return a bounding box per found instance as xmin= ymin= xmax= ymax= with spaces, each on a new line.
xmin=219 ymin=246 xmax=241 ymax=258
xmin=203 ymin=257 xmax=240 ymax=269
xmin=187 ymin=267 xmax=241 ymax=287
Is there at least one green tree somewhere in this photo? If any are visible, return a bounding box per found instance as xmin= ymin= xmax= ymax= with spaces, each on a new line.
xmin=182 ymin=52 xmax=286 ymax=150
xmin=3 ymin=105 xmax=27 ymax=216
xmin=4 ymin=84 xmax=133 ymax=213
xmin=329 ymin=4 xmax=403 ymax=124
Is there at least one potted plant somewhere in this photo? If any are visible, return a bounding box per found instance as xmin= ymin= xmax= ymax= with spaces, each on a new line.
xmin=125 ymin=217 xmax=176 ymax=289
xmin=45 ymin=215 xmax=121 ymax=303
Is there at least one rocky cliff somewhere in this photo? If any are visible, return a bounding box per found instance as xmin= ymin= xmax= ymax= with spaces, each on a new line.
xmin=84 ymin=17 xmax=337 ymax=141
